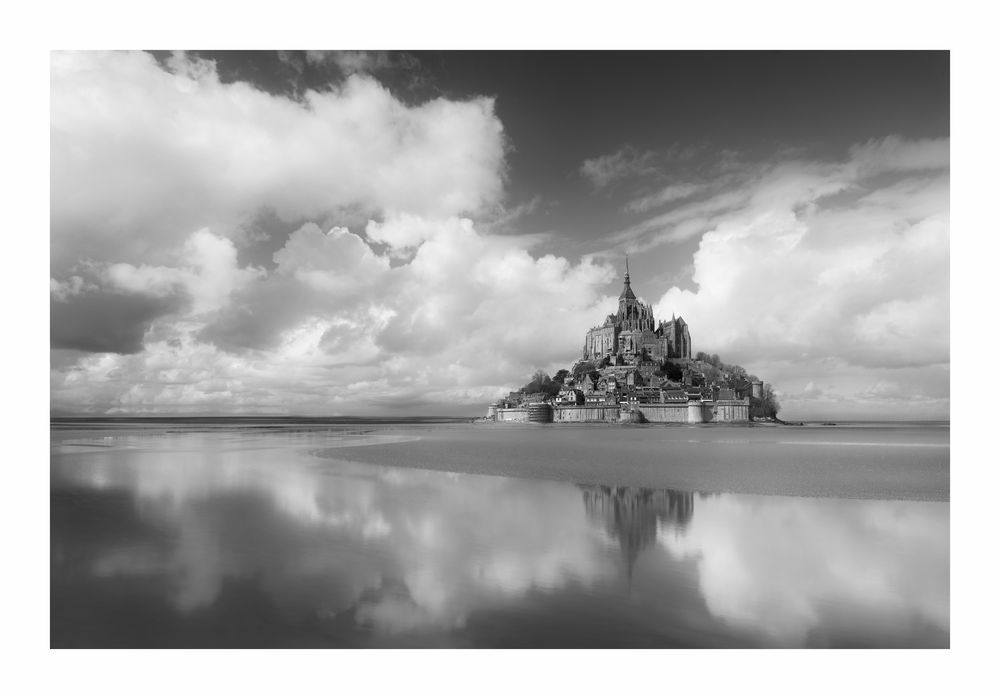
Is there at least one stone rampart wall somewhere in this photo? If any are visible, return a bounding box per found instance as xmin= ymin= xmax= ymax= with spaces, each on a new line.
xmin=636 ymin=404 xmax=690 ymax=423
xmin=496 ymin=408 xmax=529 ymax=423
xmin=707 ymin=399 xmax=749 ymax=423
xmin=554 ymin=406 xmax=620 ymax=422
xmin=637 ymin=399 xmax=749 ymax=423
xmin=502 ymin=399 xmax=748 ymax=424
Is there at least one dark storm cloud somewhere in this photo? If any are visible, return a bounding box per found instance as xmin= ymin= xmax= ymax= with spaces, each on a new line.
xmin=51 ymin=290 xmax=186 ymax=355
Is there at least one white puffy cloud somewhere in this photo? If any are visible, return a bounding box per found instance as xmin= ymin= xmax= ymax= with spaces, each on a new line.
xmin=366 ymin=214 xmax=450 ymax=250
xmin=51 ymin=229 xmax=263 ymax=357
xmin=52 ymin=215 xmax=617 ymax=414
xmin=373 ymin=216 xmax=613 ymax=370
xmin=51 ymin=51 xmax=505 ymax=272
xmin=627 ymin=138 xmax=950 ymax=418
xmin=52 ymin=51 xmax=586 ymax=413
xmin=104 ymin=229 xmax=262 ymax=313
xmin=273 ymin=223 xmax=391 ymax=291
xmin=50 ymin=51 xmax=949 ymax=419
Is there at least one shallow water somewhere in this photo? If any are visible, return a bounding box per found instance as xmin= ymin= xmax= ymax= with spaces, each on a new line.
xmin=50 ymin=421 xmax=949 ymax=648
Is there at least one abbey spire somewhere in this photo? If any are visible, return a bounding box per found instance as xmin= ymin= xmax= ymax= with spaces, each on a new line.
xmin=619 ymin=254 xmax=636 ymax=301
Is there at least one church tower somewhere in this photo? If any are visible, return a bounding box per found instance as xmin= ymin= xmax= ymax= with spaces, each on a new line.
xmin=617 ymin=256 xmax=653 ymax=332
xmin=582 ymin=257 xmax=689 ymax=364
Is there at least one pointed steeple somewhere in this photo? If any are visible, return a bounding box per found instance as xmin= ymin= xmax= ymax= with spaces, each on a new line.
xmin=619 ymin=254 xmax=636 ymax=301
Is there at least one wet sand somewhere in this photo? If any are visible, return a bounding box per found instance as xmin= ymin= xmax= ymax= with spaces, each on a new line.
xmin=319 ymin=422 xmax=949 ymax=501
xmin=50 ymin=422 xmax=950 ymax=647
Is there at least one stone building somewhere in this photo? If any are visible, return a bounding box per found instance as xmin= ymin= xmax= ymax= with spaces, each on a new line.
xmin=582 ymin=262 xmax=691 ymax=365
xmin=490 ymin=260 xmax=754 ymax=424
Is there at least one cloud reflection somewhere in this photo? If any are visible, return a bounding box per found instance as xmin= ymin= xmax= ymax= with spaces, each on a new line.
xmin=660 ymin=494 xmax=949 ymax=646
xmin=52 ymin=430 xmax=949 ymax=646
xmin=53 ymin=432 xmax=612 ymax=637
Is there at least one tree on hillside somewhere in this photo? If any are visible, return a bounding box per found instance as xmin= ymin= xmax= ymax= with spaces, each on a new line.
xmin=519 ymin=370 xmax=564 ymax=397
xmin=571 ymin=360 xmax=596 ymax=379
xmin=719 ymin=364 xmax=742 ymax=384
xmin=694 ymin=352 xmax=723 ymax=369
xmin=521 ymin=370 xmax=547 ymax=394
xmin=750 ymin=383 xmax=781 ymax=419
xmin=553 ymin=369 xmax=570 ymax=385
xmin=654 ymin=360 xmax=684 ymax=382
xmin=695 ymin=351 xmax=721 ymax=368
xmin=702 ymin=364 xmax=722 ymax=383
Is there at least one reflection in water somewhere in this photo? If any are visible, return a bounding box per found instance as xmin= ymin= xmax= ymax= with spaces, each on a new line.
xmin=581 ymin=486 xmax=694 ymax=581
xmin=50 ymin=428 xmax=949 ymax=647
xmin=662 ymin=494 xmax=949 ymax=646
xmin=51 ymin=432 xmax=612 ymax=646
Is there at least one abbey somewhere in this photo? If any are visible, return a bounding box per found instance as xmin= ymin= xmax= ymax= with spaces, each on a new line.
xmin=486 ymin=260 xmax=758 ymax=424
xmin=582 ymin=261 xmax=690 ymax=365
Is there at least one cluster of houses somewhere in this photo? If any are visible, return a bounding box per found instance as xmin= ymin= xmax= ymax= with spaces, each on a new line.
xmin=497 ymin=362 xmax=760 ymax=411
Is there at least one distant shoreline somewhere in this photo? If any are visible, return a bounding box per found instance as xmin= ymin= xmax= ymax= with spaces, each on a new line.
xmin=50 ymin=415 xmax=950 ymax=427
xmin=49 ymin=415 xmax=474 ymax=426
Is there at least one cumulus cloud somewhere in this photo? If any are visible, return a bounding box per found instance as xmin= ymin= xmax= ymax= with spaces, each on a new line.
xmin=618 ymin=137 xmax=951 ymax=418
xmin=365 ymin=214 xmax=451 ymax=250
xmin=104 ymin=229 xmax=263 ymax=313
xmin=54 ymin=51 xmax=600 ymax=413
xmin=51 ymin=229 xmax=263 ymax=356
xmin=52 ymin=214 xmax=617 ymax=413
xmin=51 ymin=51 xmax=505 ymax=274
xmin=49 ymin=51 xmax=949 ymax=419
xmin=273 ymin=223 xmax=391 ymax=291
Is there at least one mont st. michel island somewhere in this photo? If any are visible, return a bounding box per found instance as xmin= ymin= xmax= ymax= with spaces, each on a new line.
xmin=486 ymin=262 xmax=778 ymax=425
xmin=48 ymin=51 xmax=948 ymax=658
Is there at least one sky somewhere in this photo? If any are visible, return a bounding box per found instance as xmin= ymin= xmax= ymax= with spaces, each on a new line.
xmin=49 ymin=50 xmax=950 ymax=419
